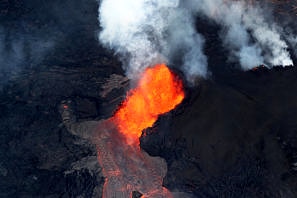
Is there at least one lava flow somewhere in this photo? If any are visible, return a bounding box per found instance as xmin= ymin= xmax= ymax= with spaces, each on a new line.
xmin=113 ymin=63 xmax=185 ymax=144
xmin=95 ymin=64 xmax=184 ymax=197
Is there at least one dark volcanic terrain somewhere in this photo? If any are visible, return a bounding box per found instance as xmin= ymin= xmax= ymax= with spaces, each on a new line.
xmin=0 ymin=0 xmax=297 ymax=197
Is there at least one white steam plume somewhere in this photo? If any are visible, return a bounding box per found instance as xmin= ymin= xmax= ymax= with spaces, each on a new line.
xmin=189 ymin=0 xmax=293 ymax=70
xmin=287 ymin=34 xmax=297 ymax=58
xmin=98 ymin=0 xmax=295 ymax=81
xmin=98 ymin=0 xmax=207 ymax=81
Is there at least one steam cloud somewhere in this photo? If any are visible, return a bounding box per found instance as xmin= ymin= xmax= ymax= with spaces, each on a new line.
xmin=190 ymin=0 xmax=293 ymax=69
xmin=98 ymin=0 xmax=295 ymax=82
xmin=98 ymin=0 xmax=207 ymax=82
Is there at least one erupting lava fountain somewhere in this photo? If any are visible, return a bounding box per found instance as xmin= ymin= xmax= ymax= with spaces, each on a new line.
xmin=113 ymin=63 xmax=185 ymax=145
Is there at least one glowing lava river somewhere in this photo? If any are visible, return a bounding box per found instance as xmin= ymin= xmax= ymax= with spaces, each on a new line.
xmin=93 ymin=64 xmax=184 ymax=197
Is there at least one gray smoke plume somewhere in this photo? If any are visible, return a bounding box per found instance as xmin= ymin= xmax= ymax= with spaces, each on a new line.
xmin=98 ymin=0 xmax=295 ymax=82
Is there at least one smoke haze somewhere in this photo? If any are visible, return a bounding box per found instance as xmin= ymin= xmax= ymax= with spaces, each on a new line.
xmin=0 ymin=26 xmax=54 ymax=90
xmin=98 ymin=0 xmax=295 ymax=82
xmin=0 ymin=0 xmax=100 ymax=90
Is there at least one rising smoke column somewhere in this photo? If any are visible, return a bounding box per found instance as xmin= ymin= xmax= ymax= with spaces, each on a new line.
xmin=99 ymin=0 xmax=294 ymax=81
xmin=98 ymin=0 xmax=207 ymax=82
xmin=188 ymin=0 xmax=293 ymax=69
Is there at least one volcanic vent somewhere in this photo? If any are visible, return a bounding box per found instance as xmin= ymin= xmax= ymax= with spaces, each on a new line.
xmin=95 ymin=0 xmax=297 ymax=197
xmin=91 ymin=63 xmax=185 ymax=197
xmin=113 ymin=64 xmax=184 ymax=145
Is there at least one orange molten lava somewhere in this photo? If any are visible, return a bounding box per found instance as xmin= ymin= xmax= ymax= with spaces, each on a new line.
xmin=114 ymin=64 xmax=184 ymax=144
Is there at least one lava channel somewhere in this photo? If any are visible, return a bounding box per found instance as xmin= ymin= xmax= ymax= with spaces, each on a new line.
xmin=95 ymin=64 xmax=184 ymax=198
